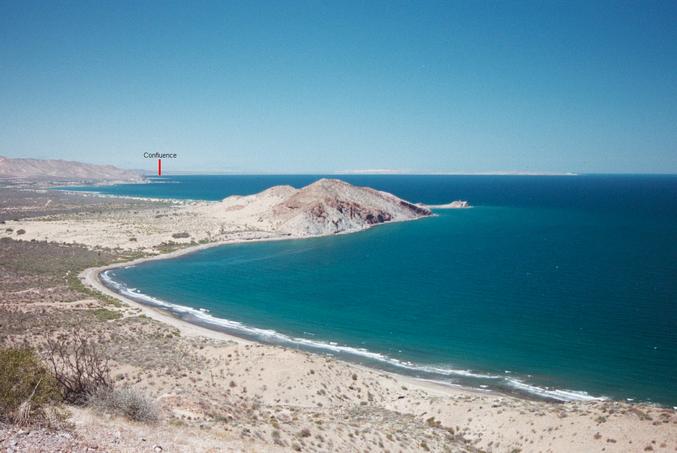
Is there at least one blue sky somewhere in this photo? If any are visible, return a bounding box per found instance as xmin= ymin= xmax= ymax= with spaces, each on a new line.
xmin=1 ymin=0 xmax=676 ymax=173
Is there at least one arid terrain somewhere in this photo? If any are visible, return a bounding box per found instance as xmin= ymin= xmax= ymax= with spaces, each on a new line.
xmin=1 ymin=184 xmax=675 ymax=453
xmin=0 ymin=179 xmax=432 ymax=253
xmin=0 ymin=156 xmax=143 ymax=182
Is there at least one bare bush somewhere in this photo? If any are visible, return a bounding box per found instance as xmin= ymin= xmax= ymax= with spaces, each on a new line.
xmin=42 ymin=331 xmax=111 ymax=404
xmin=88 ymin=386 xmax=159 ymax=422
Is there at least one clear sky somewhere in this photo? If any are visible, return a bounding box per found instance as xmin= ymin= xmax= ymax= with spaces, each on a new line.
xmin=1 ymin=0 xmax=676 ymax=174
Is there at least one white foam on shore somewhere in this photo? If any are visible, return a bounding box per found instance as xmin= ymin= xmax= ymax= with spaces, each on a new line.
xmin=506 ymin=378 xmax=607 ymax=402
xmin=101 ymin=270 xmax=607 ymax=402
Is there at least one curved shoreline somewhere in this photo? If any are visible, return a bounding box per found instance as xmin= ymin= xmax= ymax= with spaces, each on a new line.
xmin=82 ymin=236 xmax=300 ymax=343
xmin=83 ymin=247 xmax=503 ymax=404
xmin=80 ymin=230 xmax=612 ymax=405
xmin=81 ymin=234 xmax=495 ymax=400
xmin=79 ymin=217 xmax=427 ymax=341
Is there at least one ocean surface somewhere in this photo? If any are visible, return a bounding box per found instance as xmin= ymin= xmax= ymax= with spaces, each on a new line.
xmin=71 ymin=175 xmax=677 ymax=405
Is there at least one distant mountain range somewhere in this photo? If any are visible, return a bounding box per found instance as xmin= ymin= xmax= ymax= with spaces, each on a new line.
xmin=0 ymin=156 xmax=144 ymax=181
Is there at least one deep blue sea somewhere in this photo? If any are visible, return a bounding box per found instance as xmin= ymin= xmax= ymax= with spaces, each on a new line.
xmin=69 ymin=175 xmax=677 ymax=405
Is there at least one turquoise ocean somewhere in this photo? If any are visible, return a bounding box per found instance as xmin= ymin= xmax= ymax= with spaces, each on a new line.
xmin=66 ymin=175 xmax=677 ymax=405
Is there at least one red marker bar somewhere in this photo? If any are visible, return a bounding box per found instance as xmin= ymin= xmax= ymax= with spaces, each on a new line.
xmin=158 ymin=159 xmax=162 ymax=176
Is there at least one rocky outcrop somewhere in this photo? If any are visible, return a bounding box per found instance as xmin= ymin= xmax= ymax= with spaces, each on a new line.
xmin=218 ymin=178 xmax=435 ymax=236
xmin=425 ymin=200 xmax=470 ymax=209
xmin=0 ymin=156 xmax=144 ymax=181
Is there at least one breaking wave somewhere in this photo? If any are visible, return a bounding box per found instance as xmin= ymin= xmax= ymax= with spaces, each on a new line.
xmin=100 ymin=270 xmax=607 ymax=403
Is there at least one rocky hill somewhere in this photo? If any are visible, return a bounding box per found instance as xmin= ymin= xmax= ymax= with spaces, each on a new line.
xmin=0 ymin=178 xmax=467 ymax=251
xmin=218 ymin=178 xmax=434 ymax=235
xmin=0 ymin=156 xmax=144 ymax=181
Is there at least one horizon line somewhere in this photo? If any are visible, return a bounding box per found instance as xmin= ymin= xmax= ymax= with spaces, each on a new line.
xmin=147 ymin=171 xmax=677 ymax=176
xmin=147 ymin=171 xmax=583 ymax=176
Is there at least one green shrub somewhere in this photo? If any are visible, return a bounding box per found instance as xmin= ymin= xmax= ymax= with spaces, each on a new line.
xmin=66 ymin=272 xmax=123 ymax=308
xmin=93 ymin=308 xmax=122 ymax=321
xmin=0 ymin=347 xmax=62 ymax=424
xmin=171 ymin=232 xmax=190 ymax=239
xmin=16 ymin=229 xmax=26 ymax=235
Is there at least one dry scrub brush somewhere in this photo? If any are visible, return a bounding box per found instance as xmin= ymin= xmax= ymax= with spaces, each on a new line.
xmin=42 ymin=330 xmax=112 ymax=404
xmin=88 ymin=386 xmax=159 ymax=422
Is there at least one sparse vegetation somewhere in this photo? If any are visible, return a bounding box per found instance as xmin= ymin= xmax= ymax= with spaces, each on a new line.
xmin=93 ymin=308 xmax=122 ymax=321
xmin=171 ymin=232 xmax=190 ymax=239
xmin=42 ymin=331 xmax=112 ymax=404
xmin=0 ymin=237 xmax=116 ymax=277
xmin=88 ymin=386 xmax=159 ymax=422
xmin=16 ymin=229 xmax=26 ymax=235
xmin=0 ymin=347 xmax=62 ymax=425
xmin=155 ymin=240 xmax=185 ymax=253
xmin=66 ymin=272 xmax=123 ymax=307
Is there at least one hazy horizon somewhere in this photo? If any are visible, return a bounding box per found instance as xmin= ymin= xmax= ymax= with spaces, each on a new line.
xmin=3 ymin=154 xmax=677 ymax=176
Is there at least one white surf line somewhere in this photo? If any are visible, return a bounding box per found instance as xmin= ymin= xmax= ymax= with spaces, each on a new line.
xmin=100 ymin=270 xmax=498 ymax=379
xmin=75 ymin=192 xmax=605 ymax=404
xmin=505 ymin=378 xmax=607 ymax=402
xmin=98 ymin=267 xmax=607 ymax=403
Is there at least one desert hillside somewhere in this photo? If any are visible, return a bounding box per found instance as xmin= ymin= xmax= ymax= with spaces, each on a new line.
xmin=0 ymin=156 xmax=144 ymax=181
xmin=218 ymin=178 xmax=432 ymax=235
xmin=1 ymin=179 xmax=441 ymax=252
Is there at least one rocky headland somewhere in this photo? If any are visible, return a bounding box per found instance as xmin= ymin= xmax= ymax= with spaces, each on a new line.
xmin=218 ymin=178 xmax=433 ymax=236
xmin=1 ymin=178 xmax=443 ymax=251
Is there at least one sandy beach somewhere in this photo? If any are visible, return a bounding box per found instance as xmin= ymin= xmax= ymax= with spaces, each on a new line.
xmin=2 ymin=185 xmax=676 ymax=452
xmin=81 ymin=240 xmax=677 ymax=452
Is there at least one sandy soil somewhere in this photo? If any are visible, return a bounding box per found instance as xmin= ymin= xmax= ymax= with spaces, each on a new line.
xmin=1 ymin=186 xmax=675 ymax=452
xmin=78 ymin=243 xmax=677 ymax=453
xmin=0 ymin=199 xmax=286 ymax=253
xmin=0 ymin=178 xmax=433 ymax=253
